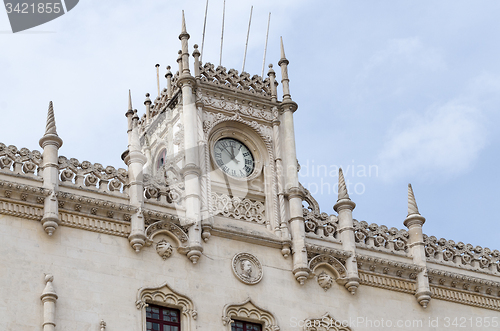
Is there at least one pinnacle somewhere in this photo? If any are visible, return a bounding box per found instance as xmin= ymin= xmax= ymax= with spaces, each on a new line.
xmin=128 ymin=89 xmax=133 ymax=111
xmin=407 ymin=183 xmax=420 ymax=216
xmin=39 ymin=101 xmax=63 ymax=148
xmin=280 ymin=36 xmax=286 ymax=60
xmin=337 ymin=168 xmax=350 ymax=201
xmin=44 ymin=101 xmax=58 ymax=136
xmin=179 ymin=10 xmax=190 ymax=39
xmin=181 ymin=10 xmax=187 ymax=33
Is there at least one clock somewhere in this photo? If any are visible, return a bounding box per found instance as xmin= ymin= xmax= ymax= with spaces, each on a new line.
xmin=213 ymin=138 xmax=254 ymax=178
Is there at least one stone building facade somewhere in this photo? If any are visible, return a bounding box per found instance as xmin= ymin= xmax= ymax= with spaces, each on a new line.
xmin=1 ymin=13 xmax=500 ymax=331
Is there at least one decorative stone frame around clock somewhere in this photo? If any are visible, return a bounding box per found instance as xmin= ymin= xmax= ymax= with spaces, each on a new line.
xmin=208 ymin=124 xmax=265 ymax=182
xmin=221 ymin=297 xmax=279 ymax=331
xmin=136 ymin=282 xmax=197 ymax=331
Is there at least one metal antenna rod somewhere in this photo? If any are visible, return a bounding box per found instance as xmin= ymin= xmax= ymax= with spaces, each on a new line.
xmin=201 ymin=0 xmax=209 ymax=62
xmin=241 ymin=5 xmax=253 ymax=73
xmin=261 ymin=12 xmax=271 ymax=77
xmin=219 ymin=0 xmax=226 ymax=66
xmin=155 ymin=64 xmax=160 ymax=97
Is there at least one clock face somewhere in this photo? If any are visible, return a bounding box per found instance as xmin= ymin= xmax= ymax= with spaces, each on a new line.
xmin=213 ymin=138 xmax=254 ymax=178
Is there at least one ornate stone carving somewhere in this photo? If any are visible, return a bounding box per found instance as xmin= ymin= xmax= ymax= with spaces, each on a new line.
xmin=199 ymin=62 xmax=272 ymax=98
xmin=136 ymin=282 xmax=197 ymax=330
xmin=232 ymin=253 xmax=263 ymax=285
xmin=58 ymin=156 xmax=128 ymax=194
xmin=317 ymin=271 xmax=334 ymax=291
xmin=0 ymin=143 xmax=42 ymax=176
xmin=302 ymin=184 xmax=338 ymax=239
xmin=210 ymin=192 xmax=265 ymax=224
xmin=221 ymin=298 xmax=279 ymax=331
xmin=353 ymin=219 xmax=409 ymax=254
xmin=423 ymin=234 xmax=500 ymax=275
xmin=143 ymin=163 xmax=185 ymax=207
xmin=155 ymin=239 xmax=173 ymax=260
xmin=304 ymin=312 xmax=352 ymax=331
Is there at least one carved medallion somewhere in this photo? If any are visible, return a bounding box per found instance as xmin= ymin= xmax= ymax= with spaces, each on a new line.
xmin=317 ymin=271 xmax=334 ymax=291
xmin=156 ymin=239 xmax=173 ymax=260
xmin=232 ymin=253 xmax=263 ymax=285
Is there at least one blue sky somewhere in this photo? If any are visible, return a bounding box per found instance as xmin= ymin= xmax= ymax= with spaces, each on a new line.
xmin=1 ymin=0 xmax=499 ymax=249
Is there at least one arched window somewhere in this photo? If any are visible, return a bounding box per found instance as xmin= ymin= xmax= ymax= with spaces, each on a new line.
xmin=156 ymin=149 xmax=167 ymax=170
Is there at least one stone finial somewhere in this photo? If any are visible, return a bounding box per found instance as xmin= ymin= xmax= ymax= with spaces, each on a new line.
xmin=41 ymin=274 xmax=57 ymax=300
xmin=404 ymin=184 xmax=425 ymax=228
xmin=179 ymin=10 xmax=190 ymax=40
xmin=278 ymin=36 xmax=289 ymax=66
xmin=100 ymin=320 xmax=106 ymax=331
xmin=39 ymin=101 xmax=63 ymax=149
xmin=45 ymin=101 xmax=58 ymax=136
xmin=407 ymin=183 xmax=420 ymax=216
xmin=333 ymin=167 xmax=356 ymax=212
xmin=193 ymin=44 xmax=200 ymax=57
xmin=127 ymin=89 xmax=133 ymax=112
xmin=165 ymin=65 xmax=173 ymax=78
xmin=144 ymin=93 xmax=151 ymax=105
xmin=338 ymin=168 xmax=350 ymax=201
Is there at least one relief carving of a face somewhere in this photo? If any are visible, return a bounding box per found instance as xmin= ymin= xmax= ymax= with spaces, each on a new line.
xmin=232 ymin=253 xmax=263 ymax=285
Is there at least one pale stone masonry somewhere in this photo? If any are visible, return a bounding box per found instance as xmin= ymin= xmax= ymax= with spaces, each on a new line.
xmin=1 ymin=12 xmax=499 ymax=331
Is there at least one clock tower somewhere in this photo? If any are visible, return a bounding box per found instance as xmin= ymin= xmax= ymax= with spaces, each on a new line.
xmin=135 ymin=12 xmax=311 ymax=284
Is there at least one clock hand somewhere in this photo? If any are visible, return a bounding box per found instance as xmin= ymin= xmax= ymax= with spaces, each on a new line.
xmin=221 ymin=146 xmax=239 ymax=163
xmin=230 ymin=145 xmax=239 ymax=163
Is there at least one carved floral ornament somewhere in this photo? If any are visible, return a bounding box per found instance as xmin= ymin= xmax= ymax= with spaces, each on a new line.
xmin=136 ymin=282 xmax=197 ymax=331
xmin=303 ymin=312 xmax=352 ymax=331
xmin=232 ymin=253 xmax=263 ymax=285
xmin=0 ymin=143 xmax=42 ymax=176
xmin=222 ymin=298 xmax=279 ymax=331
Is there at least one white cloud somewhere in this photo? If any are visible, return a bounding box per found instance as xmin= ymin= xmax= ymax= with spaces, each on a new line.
xmin=367 ymin=37 xmax=446 ymax=71
xmin=377 ymin=100 xmax=488 ymax=181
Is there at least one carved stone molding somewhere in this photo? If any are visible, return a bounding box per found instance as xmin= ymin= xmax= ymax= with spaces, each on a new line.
xmin=304 ymin=312 xmax=352 ymax=331
xmin=358 ymin=271 xmax=417 ymax=294
xmin=356 ymin=253 xmax=423 ymax=281
xmin=136 ymin=282 xmax=197 ymax=330
xmin=0 ymin=199 xmax=44 ymax=221
xmin=232 ymin=253 xmax=263 ymax=285
xmin=210 ymin=192 xmax=265 ymax=224
xmin=60 ymin=212 xmax=130 ymax=237
xmin=305 ymin=243 xmax=352 ymax=260
xmin=430 ymin=285 xmax=500 ymax=312
xmin=221 ymin=298 xmax=279 ymax=331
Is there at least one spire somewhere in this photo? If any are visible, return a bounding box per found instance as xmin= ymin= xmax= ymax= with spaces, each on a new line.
xmin=178 ymin=11 xmax=191 ymax=76
xmin=128 ymin=89 xmax=133 ymax=111
xmin=279 ymin=36 xmax=288 ymax=64
xmin=44 ymin=101 xmax=58 ymax=136
xmin=278 ymin=37 xmax=292 ymax=102
xmin=407 ymin=183 xmax=420 ymax=216
xmin=179 ymin=10 xmax=190 ymax=40
xmin=333 ymin=167 xmax=355 ymax=212
xmin=181 ymin=10 xmax=187 ymax=34
xmin=39 ymin=101 xmax=63 ymax=148
xmin=337 ymin=168 xmax=350 ymax=201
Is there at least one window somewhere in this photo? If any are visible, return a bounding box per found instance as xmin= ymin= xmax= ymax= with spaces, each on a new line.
xmin=136 ymin=281 xmax=197 ymax=331
xmin=231 ymin=320 xmax=262 ymax=331
xmin=146 ymin=305 xmax=181 ymax=331
xmin=156 ymin=149 xmax=166 ymax=170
